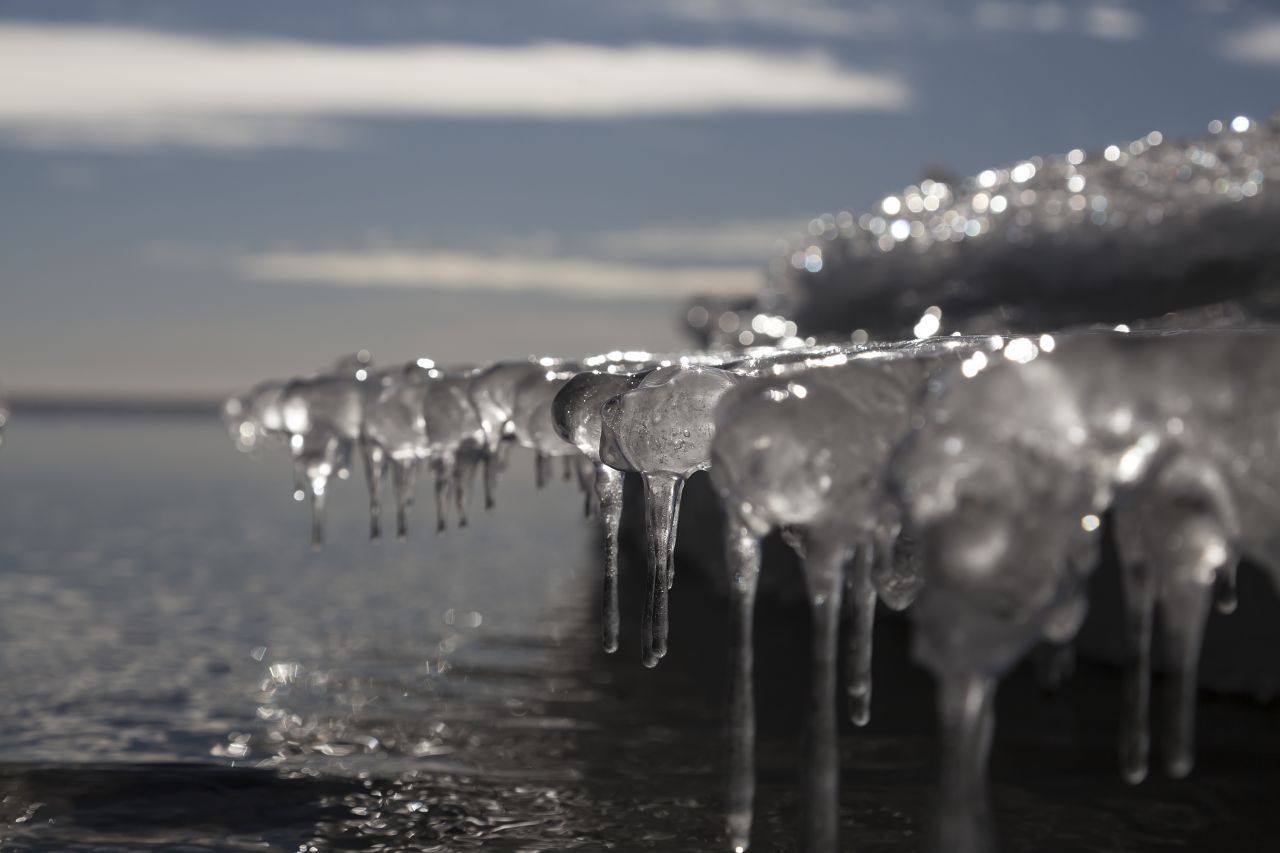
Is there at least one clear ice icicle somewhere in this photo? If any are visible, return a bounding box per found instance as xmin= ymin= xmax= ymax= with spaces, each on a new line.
xmin=361 ymin=442 xmax=387 ymax=542
xmin=433 ymin=457 xmax=453 ymax=533
xmin=391 ymin=460 xmax=416 ymax=540
xmin=535 ymin=453 xmax=551 ymax=490
xmin=482 ymin=450 xmax=499 ymax=510
xmin=801 ymin=535 xmax=847 ymax=853
xmin=645 ymin=473 xmax=683 ymax=663
xmin=844 ymin=543 xmax=876 ymax=727
xmin=1214 ymin=557 xmax=1239 ymax=614
xmin=1160 ymin=573 xmax=1213 ymax=779
xmin=309 ymin=480 xmax=327 ymax=549
xmin=641 ymin=473 xmax=681 ymax=666
xmin=1117 ymin=555 xmax=1155 ymax=784
xmin=596 ymin=465 xmax=625 ymax=654
xmin=725 ymin=515 xmax=761 ymax=853
xmin=935 ymin=673 xmax=997 ymax=853
xmin=1114 ymin=451 xmax=1240 ymax=782
xmin=454 ymin=454 xmax=479 ymax=528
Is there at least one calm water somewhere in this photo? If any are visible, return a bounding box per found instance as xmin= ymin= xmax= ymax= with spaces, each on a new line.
xmin=0 ymin=415 xmax=1278 ymax=852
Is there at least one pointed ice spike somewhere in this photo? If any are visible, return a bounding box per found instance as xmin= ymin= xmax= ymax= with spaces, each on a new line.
xmin=309 ymin=481 xmax=327 ymax=549
xmin=801 ymin=535 xmax=846 ymax=853
xmin=362 ymin=442 xmax=386 ymax=542
xmin=535 ymin=453 xmax=551 ymax=490
xmin=1118 ymin=556 xmax=1155 ymax=784
xmin=596 ymin=465 xmax=625 ymax=654
xmin=872 ymin=527 xmax=924 ymax=612
xmin=562 ymin=455 xmax=573 ymax=481
xmin=1159 ymin=576 xmax=1213 ymax=779
xmin=640 ymin=534 xmax=660 ymax=668
xmin=454 ymin=456 xmax=477 ymax=528
xmin=482 ymin=451 xmax=498 ymax=511
xmin=642 ymin=473 xmax=681 ymax=662
xmin=433 ymin=459 xmax=451 ymax=534
xmin=391 ymin=461 xmax=415 ymax=540
xmin=725 ymin=515 xmax=761 ymax=853
xmin=935 ymin=672 xmax=997 ymax=853
xmin=1214 ymin=558 xmax=1239 ymax=615
xmin=665 ymin=478 xmax=685 ymax=592
xmin=844 ymin=542 xmax=876 ymax=727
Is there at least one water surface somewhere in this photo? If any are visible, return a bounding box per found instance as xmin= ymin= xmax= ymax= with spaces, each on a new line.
xmin=0 ymin=415 xmax=1277 ymax=852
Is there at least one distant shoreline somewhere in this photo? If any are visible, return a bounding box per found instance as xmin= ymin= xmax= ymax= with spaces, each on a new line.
xmin=6 ymin=395 xmax=223 ymax=418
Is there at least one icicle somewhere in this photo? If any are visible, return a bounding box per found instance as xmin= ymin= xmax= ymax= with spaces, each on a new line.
xmin=596 ymin=465 xmax=625 ymax=654
xmin=1118 ymin=555 xmax=1155 ymax=784
xmin=642 ymin=473 xmax=682 ymax=664
xmin=482 ymin=450 xmax=498 ymax=511
xmin=362 ymin=442 xmax=387 ymax=542
xmin=562 ymin=454 xmax=574 ymax=482
xmin=872 ymin=527 xmax=924 ymax=612
xmin=433 ymin=457 xmax=453 ymax=534
xmin=725 ymin=515 xmax=761 ymax=853
xmin=454 ymin=455 xmax=478 ymax=528
xmin=391 ymin=460 xmax=416 ymax=540
xmin=1159 ymin=574 xmax=1213 ymax=779
xmin=292 ymin=439 xmax=335 ymax=550
xmin=665 ymin=478 xmax=685 ymax=592
xmin=309 ymin=481 xmax=327 ymax=550
xmin=801 ymin=535 xmax=847 ymax=853
xmin=535 ymin=453 xmax=551 ymax=489
xmin=935 ymin=672 xmax=997 ymax=853
xmin=1214 ymin=558 xmax=1239 ymax=615
xmin=844 ymin=543 xmax=876 ymax=727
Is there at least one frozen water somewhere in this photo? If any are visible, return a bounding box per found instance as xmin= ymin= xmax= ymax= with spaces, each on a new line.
xmin=422 ymin=374 xmax=489 ymax=533
xmin=509 ymin=365 xmax=582 ymax=490
xmin=361 ymin=364 xmax=434 ymax=540
xmin=553 ymin=370 xmax=645 ymax=652
xmin=709 ymin=345 xmax=972 ymax=852
xmin=213 ymin=321 xmax=1280 ymax=853
xmin=739 ymin=117 xmax=1280 ymax=341
xmin=600 ymin=365 xmax=741 ymax=666
xmin=223 ymin=378 xmax=287 ymax=454
xmin=279 ymin=373 xmax=366 ymax=547
xmin=892 ymin=329 xmax=1280 ymax=850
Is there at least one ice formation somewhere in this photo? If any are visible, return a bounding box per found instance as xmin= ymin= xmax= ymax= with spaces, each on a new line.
xmin=223 ymin=113 xmax=1280 ymax=853
xmin=600 ymin=364 xmax=742 ymax=666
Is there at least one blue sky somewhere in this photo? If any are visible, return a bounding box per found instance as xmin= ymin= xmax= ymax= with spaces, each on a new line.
xmin=1 ymin=0 xmax=1278 ymax=396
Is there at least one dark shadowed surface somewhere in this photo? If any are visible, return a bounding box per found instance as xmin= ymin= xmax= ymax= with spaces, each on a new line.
xmin=0 ymin=414 xmax=1277 ymax=851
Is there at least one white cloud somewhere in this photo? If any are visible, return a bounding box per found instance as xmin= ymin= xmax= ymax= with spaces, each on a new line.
xmin=590 ymin=217 xmax=806 ymax=261
xmin=973 ymin=2 xmax=1144 ymax=39
xmin=1220 ymin=21 xmax=1280 ymax=63
xmin=234 ymin=249 xmax=761 ymax=299
xmin=1084 ymin=5 xmax=1145 ymax=39
xmin=654 ymin=0 xmax=906 ymax=38
xmin=0 ymin=23 xmax=910 ymax=150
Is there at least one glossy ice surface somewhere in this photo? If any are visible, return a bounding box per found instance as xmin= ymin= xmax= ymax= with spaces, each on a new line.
xmin=767 ymin=116 xmax=1280 ymax=340
xmin=893 ymin=330 xmax=1280 ymax=851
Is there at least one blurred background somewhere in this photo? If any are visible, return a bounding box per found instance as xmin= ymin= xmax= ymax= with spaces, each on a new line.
xmin=3 ymin=3 xmax=1280 ymax=852
xmin=3 ymin=0 xmax=1280 ymax=399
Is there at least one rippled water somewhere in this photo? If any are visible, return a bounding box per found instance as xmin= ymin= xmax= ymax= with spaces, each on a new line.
xmin=0 ymin=415 xmax=1278 ymax=852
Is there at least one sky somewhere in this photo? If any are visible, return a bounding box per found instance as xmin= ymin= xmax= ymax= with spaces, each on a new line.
xmin=1 ymin=0 xmax=1278 ymax=397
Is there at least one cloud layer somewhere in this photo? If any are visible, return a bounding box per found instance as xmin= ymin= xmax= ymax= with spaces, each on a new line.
xmin=1220 ymin=21 xmax=1280 ymax=63
xmin=235 ymin=249 xmax=761 ymax=298
xmin=0 ymin=23 xmax=910 ymax=150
